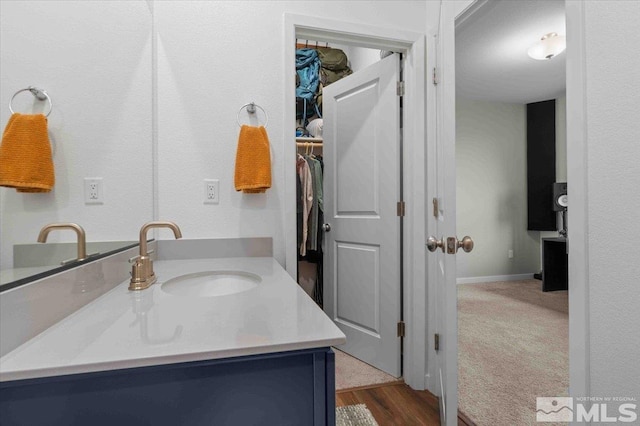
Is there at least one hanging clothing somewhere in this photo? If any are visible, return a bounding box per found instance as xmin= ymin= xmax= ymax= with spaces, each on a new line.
xmin=297 ymin=154 xmax=313 ymax=256
xmin=314 ymin=155 xmax=325 ymax=254
xmin=296 ymin=152 xmax=325 ymax=308
xmin=313 ymin=157 xmax=323 ymax=213
xmin=296 ymin=172 xmax=303 ymax=250
xmin=312 ymin=156 xmax=325 ymax=308
xmin=313 ymin=259 xmax=323 ymax=308
xmin=305 ymin=156 xmax=320 ymax=252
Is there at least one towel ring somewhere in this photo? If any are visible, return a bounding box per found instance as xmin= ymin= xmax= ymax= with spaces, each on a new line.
xmin=9 ymin=86 xmax=53 ymax=117
xmin=237 ymin=102 xmax=268 ymax=128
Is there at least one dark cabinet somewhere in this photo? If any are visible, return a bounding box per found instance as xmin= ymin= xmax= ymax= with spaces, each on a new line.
xmin=542 ymin=237 xmax=568 ymax=292
xmin=0 ymin=348 xmax=336 ymax=426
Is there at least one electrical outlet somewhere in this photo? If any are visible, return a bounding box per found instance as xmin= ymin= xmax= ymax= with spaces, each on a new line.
xmin=204 ymin=179 xmax=219 ymax=204
xmin=508 ymin=249 xmax=514 ymax=259
xmin=84 ymin=178 xmax=103 ymax=204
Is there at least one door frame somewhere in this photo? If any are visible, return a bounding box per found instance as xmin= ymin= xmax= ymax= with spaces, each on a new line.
xmin=283 ymin=13 xmax=428 ymax=390
xmin=437 ymin=1 xmax=591 ymax=421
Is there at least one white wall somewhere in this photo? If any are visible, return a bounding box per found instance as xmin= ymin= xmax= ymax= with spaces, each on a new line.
xmin=581 ymin=0 xmax=640 ymax=399
xmin=347 ymin=46 xmax=383 ymax=71
xmin=456 ymin=99 xmax=540 ymax=279
xmin=0 ymin=1 xmax=153 ymax=269
xmin=330 ymin=43 xmax=382 ymax=72
xmin=154 ymin=1 xmax=427 ymax=267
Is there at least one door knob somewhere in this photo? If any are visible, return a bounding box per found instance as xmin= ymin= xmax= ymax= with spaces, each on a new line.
xmin=446 ymin=236 xmax=474 ymax=254
xmin=322 ymin=223 xmax=331 ymax=232
xmin=458 ymin=236 xmax=474 ymax=252
xmin=426 ymin=236 xmax=445 ymax=252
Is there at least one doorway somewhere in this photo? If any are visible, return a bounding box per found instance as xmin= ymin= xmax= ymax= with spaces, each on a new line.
xmin=294 ymin=39 xmax=404 ymax=385
xmin=284 ymin=14 xmax=428 ymax=391
xmin=455 ymin=1 xmax=569 ymax=424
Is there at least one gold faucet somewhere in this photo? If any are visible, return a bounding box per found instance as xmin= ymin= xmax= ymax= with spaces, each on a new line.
xmin=129 ymin=221 xmax=182 ymax=291
xmin=37 ymin=223 xmax=87 ymax=262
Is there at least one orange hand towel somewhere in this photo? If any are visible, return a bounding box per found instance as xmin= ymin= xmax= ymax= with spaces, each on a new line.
xmin=0 ymin=113 xmax=55 ymax=193
xmin=234 ymin=125 xmax=272 ymax=193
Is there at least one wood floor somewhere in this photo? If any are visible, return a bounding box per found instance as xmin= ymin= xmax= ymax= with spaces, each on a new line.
xmin=336 ymin=382 xmax=475 ymax=426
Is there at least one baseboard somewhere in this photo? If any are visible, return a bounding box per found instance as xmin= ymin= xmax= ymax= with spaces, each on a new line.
xmin=456 ymin=273 xmax=535 ymax=285
xmin=458 ymin=408 xmax=478 ymax=426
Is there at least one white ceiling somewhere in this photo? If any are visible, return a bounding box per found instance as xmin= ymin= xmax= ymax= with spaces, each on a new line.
xmin=456 ymin=0 xmax=566 ymax=104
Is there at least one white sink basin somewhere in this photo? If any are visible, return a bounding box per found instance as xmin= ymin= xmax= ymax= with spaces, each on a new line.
xmin=160 ymin=270 xmax=261 ymax=297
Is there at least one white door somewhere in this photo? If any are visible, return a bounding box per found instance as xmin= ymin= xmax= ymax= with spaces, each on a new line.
xmin=322 ymin=53 xmax=402 ymax=377
xmin=429 ymin=231 xmax=461 ymax=426
xmin=428 ymin=5 xmax=471 ymax=421
xmin=427 ymin=10 xmax=459 ymax=422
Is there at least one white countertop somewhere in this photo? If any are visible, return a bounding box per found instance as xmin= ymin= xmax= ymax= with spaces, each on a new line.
xmin=0 ymin=257 xmax=345 ymax=382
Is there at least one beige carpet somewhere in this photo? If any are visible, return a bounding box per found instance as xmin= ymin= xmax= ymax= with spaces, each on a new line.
xmin=458 ymin=280 xmax=569 ymax=426
xmin=334 ymin=348 xmax=399 ymax=390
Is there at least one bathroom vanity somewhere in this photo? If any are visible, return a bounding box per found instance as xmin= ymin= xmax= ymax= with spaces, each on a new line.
xmin=0 ymin=242 xmax=345 ymax=425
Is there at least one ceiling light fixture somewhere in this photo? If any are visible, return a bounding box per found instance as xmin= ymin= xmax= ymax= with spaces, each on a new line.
xmin=527 ymin=32 xmax=566 ymax=60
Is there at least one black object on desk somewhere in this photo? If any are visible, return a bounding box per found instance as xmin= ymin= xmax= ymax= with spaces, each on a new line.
xmin=542 ymin=237 xmax=568 ymax=292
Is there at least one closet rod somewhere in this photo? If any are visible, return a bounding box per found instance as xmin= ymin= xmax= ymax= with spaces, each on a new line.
xmin=296 ymin=142 xmax=323 ymax=147
xmin=295 ymin=137 xmax=323 ymax=143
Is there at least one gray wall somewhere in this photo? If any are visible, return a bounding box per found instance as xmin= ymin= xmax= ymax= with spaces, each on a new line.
xmin=456 ymin=99 xmax=540 ymax=280
xmin=456 ymin=96 xmax=568 ymax=281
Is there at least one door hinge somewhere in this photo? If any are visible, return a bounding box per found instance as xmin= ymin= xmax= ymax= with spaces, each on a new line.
xmin=432 ymin=198 xmax=439 ymax=218
xmin=434 ymin=333 xmax=440 ymax=351
xmin=397 ymin=80 xmax=405 ymax=96
xmin=432 ymin=67 xmax=438 ymax=85
xmin=397 ymin=201 xmax=406 ymax=217
xmin=397 ymin=321 xmax=406 ymax=337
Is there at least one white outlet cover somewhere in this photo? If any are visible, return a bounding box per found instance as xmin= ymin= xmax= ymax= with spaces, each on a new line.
xmin=204 ymin=179 xmax=219 ymax=204
xmin=84 ymin=177 xmax=103 ymax=204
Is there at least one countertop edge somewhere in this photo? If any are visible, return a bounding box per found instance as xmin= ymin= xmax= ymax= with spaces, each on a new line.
xmin=0 ymin=336 xmax=346 ymax=383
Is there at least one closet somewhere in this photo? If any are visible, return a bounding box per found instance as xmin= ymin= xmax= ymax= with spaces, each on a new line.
xmin=294 ymin=40 xmax=382 ymax=307
xmin=296 ymin=140 xmax=324 ymax=306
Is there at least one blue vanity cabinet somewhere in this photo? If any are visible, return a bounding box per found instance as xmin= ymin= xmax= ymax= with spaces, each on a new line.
xmin=0 ymin=347 xmax=335 ymax=426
